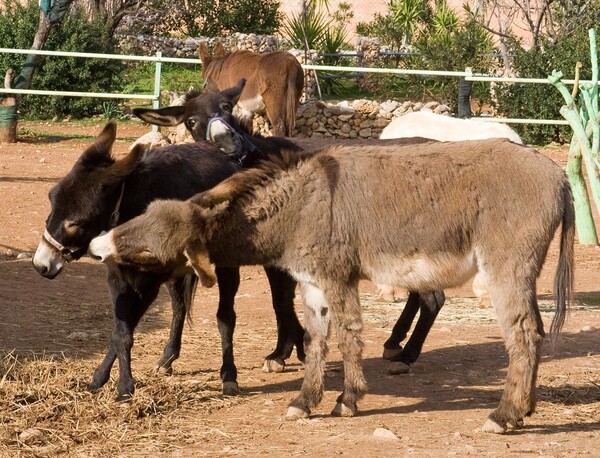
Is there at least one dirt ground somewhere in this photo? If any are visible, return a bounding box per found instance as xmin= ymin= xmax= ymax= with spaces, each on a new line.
xmin=0 ymin=120 xmax=599 ymax=457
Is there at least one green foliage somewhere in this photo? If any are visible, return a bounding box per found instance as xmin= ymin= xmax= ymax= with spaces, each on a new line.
xmin=494 ymin=31 xmax=594 ymax=145
xmin=121 ymin=63 xmax=202 ymax=96
xmin=281 ymin=8 xmax=329 ymax=50
xmin=0 ymin=0 xmax=40 ymax=75
xmin=0 ymin=1 xmax=126 ymax=119
xmin=282 ymin=2 xmax=354 ymax=96
xmin=358 ymin=1 xmax=492 ymax=110
xmin=146 ymin=0 xmax=281 ymax=37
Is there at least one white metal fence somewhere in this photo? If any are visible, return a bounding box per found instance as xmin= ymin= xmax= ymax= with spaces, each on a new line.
xmin=0 ymin=47 xmax=579 ymax=125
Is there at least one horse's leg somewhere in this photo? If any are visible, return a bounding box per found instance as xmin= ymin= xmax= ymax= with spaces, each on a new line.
xmin=263 ymin=94 xmax=287 ymax=136
xmin=331 ymin=281 xmax=367 ymax=417
xmin=287 ymin=281 xmax=332 ymax=419
xmin=215 ymin=266 xmax=241 ymax=395
xmin=89 ymin=268 xmax=161 ymax=401
xmin=155 ymin=274 xmax=197 ymax=374
xmin=262 ymin=266 xmax=304 ymax=373
xmin=481 ymin=271 xmax=544 ymax=434
xmin=382 ymin=291 xmax=421 ymax=360
xmin=388 ymin=291 xmax=445 ymax=374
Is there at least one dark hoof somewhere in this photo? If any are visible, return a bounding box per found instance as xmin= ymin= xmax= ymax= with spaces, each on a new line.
xmin=222 ymin=381 xmax=239 ymax=396
xmin=87 ymin=382 xmax=102 ymax=393
xmin=382 ymin=347 xmax=403 ymax=360
xmin=154 ymin=364 xmax=173 ymax=375
xmin=116 ymin=393 xmax=134 ymax=403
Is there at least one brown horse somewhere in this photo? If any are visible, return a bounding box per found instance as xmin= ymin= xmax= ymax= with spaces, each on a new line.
xmin=198 ymin=42 xmax=304 ymax=136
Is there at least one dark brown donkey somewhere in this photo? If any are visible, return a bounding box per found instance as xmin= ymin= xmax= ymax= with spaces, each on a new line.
xmin=32 ymin=122 xmax=304 ymax=400
xmin=198 ymin=42 xmax=303 ymax=136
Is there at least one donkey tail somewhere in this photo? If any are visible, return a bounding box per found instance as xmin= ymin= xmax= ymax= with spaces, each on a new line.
xmin=285 ymin=66 xmax=303 ymax=136
xmin=549 ymin=184 xmax=575 ymax=343
xmin=183 ymin=273 xmax=199 ymax=325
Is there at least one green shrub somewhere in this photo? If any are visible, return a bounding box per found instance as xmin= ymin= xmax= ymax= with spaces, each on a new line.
xmin=494 ymin=32 xmax=595 ymax=145
xmin=145 ymin=0 xmax=281 ymax=37
xmin=0 ymin=1 xmax=126 ymax=119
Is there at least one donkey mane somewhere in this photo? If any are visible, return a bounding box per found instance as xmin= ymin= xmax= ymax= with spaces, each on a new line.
xmin=183 ymin=88 xmax=203 ymax=103
xmin=192 ymin=149 xmax=312 ymax=210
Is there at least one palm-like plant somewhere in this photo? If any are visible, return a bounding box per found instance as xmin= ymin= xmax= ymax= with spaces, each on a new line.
xmin=390 ymin=0 xmax=432 ymax=47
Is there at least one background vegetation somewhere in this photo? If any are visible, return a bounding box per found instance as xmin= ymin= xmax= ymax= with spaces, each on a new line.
xmin=1 ymin=0 xmax=599 ymax=145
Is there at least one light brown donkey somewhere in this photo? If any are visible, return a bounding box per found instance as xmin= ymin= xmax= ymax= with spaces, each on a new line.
xmin=89 ymin=139 xmax=575 ymax=434
xmin=198 ymin=42 xmax=304 ymax=136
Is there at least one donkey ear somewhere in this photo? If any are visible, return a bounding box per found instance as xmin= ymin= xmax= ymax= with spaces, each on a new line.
xmin=184 ymin=239 xmax=216 ymax=288
xmin=214 ymin=42 xmax=225 ymax=57
xmin=78 ymin=121 xmax=118 ymax=169
xmin=221 ymin=79 xmax=246 ymax=105
xmin=133 ymin=106 xmax=187 ymax=127
xmin=198 ymin=41 xmax=211 ymax=65
xmin=108 ymin=143 xmax=147 ymax=178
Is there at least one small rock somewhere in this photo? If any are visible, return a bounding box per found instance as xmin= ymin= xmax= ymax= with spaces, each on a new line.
xmin=581 ymin=325 xmax=596 ymax=332
xmin=67 ymin=331 xmax=88 ymax=340
xmin=264 ymin=399 xmax=275 ymax=406
xmin=563 ymin=408 xmax=576 ymax=416
xmin=39 ymin=157 xmax=46 ymax=163
xmin=373 ymin=427 xmax=400 ymax=441
xmin=19 ymin=428 xmax=44 ymax=442
xmin=17 ymin=252 xmax=32 ymax=259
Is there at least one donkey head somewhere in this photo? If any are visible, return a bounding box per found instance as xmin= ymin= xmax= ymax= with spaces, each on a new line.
xmin=88 ymin=199 xmax=219 ymax=288
xmin=32 ymin=122 xmax=146 ymax=279
xmin=132 ymin=79 xmax=247 ymax=156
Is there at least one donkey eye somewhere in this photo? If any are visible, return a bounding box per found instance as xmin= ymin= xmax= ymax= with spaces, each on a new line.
xmin=186 ymin=119 xmax=197 ymax=128
xmin=63 ymin=220 xmax=82 ymax=234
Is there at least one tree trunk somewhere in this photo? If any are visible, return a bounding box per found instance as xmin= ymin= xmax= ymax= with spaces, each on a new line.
xmin=3 ymin=0 xmax=75 ymax=142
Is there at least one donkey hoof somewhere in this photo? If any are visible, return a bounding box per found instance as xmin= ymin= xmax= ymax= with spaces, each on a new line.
xmin=481 ymin=418 xmax=507 ymax=434
xmin=222 ymin=381 xmax=239 ymax=396
xmin=116 ymin=393 xmax=134 ymax=403
xmin=509 ymin=418 xmax=524 ymax=429
xmin=263 ymin=358 xmax=285 ymax=373
xmin=286 ymin=406 xmax=310 ymax=420
xmin=388 ymin=361 xmax=411 ymax=375
xmin=382 ymin=347 xmax=403 ymax=360
xmin=154 ymin=364 xmax=173 ymax=375
xmin=331 ymin=402 xmax=357 ymax=417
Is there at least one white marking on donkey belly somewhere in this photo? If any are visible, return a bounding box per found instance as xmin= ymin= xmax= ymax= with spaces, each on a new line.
xmin=367 ymin=252 xmax=478 ymax=291
xmin=239 ymin=95 xmax=265 ymax=113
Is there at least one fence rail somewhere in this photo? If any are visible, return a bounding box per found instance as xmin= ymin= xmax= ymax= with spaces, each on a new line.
xmin=0 ymin=47 xmax=579 ymax=125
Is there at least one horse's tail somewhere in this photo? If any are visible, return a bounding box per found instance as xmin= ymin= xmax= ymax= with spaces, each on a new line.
xmin=285 ymin=66 xmax=302 ymax=136
xmin=550 ymin=183 xmax=575 ymax=345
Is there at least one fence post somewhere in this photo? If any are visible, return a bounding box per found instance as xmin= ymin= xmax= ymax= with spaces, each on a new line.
xmin=152 ymin=51 xmax=162 ymax=133
xmin=548 ymin=28 xmax=600 ymax=245
xmin=457 ymin=67 xmax=473 ymax=118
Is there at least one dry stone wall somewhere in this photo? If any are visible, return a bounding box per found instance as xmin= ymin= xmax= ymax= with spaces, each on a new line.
xmin=119 ymin=33 xmax=451 ymax=142
xmin=160 ymin=96 xmax=451 ymax=144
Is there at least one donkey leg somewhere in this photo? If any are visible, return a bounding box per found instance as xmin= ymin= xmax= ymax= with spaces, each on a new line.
xmin=215 ymin=267 xmax=241 ymax=395
xmin=390 ymin=290 xmax=446 ymax=370
xmin=287 ymin=282 xmax=331 ymax=420
xmin=89 ymin=270 xmax=161 ymax=399
xmin=155 ymin=274 xmax=197 ymax=374
xmin=383 ymin=291 xmax=421 ymax=360
xmin=482 ymin=277 xmax=544 ymax=433
xmin=332 ymin=283 xmax=367 ymax=417
xmin=263 ymin=266 xmax=304 ymax=373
